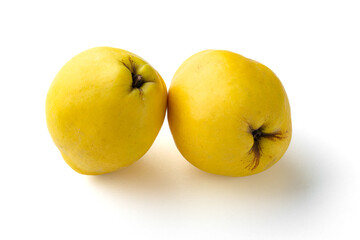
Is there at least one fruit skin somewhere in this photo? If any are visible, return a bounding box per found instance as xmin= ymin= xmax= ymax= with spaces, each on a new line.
xmin=46 ymin=47 xmax=167 ymax=175
xmin=168 ymin=50 xmax=291 ymax=177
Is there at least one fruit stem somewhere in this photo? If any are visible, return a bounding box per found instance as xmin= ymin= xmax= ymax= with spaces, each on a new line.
xmin=252 ymin=128 xmax=262 ymax=142
xmin=132 ymin=74 xmax=145 ymax=88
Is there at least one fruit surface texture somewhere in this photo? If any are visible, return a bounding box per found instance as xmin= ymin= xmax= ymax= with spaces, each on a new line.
xmin=168 ymin=50 xmax=291 ymax=176
xmin=46 ymin=47 xmax=167 ymax=175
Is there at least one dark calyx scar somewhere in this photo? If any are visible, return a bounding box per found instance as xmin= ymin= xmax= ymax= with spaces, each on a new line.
xmin=247 ymin=126 xmax=284 ymax=171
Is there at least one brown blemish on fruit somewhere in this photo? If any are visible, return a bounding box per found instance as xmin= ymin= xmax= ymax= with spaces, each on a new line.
xmin=246 ymin=126 xmax=285 ymax=171
xmin=247 ymin=139 xmax=261 ymax=171
xmin=121 ymin=57 xmax=137 ymax=73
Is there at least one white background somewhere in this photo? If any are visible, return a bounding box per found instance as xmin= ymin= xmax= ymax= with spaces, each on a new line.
xmin=1 ymin=0 xmax=359 ymax=239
